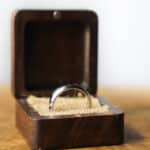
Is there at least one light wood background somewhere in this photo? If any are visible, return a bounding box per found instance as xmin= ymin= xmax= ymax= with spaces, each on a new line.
xmin=0 ymin=86 xmax=150 ymax=150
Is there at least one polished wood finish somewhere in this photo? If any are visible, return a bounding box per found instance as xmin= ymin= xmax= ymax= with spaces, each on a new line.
xmin=0 ymin=86 xmax=150 ymax=150
xmin=16 ymin=97 xmax=123 ymax=149
xmin=12 ymin=10 xmax=124 ymax=149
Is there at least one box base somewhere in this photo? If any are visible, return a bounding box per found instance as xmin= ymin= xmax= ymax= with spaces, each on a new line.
xmin=16 ymin=96 xmax=124 ymax=149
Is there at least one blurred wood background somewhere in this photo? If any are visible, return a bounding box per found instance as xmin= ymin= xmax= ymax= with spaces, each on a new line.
xmin=0 ymin=85 xmax=150 ymax=150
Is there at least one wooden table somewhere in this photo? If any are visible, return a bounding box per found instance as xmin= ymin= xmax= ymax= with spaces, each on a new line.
xmin=0 ymin=86 xmax=150 ymax=150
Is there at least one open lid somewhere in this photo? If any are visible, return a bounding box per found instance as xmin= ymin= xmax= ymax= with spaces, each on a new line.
xmin=12 ymin=10 xmax=98 ymax=98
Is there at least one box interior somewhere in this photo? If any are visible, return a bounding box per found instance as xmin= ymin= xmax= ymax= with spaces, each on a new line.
xmin=24 ymin=21 xmax=89 ymax=91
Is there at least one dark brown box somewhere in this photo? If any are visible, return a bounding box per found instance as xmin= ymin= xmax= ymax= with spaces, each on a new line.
xmin=12 ymin=10 xmax=124 ymax=149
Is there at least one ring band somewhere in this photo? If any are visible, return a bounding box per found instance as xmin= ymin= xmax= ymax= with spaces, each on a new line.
xmin=49 ymin=84 xmax=92 ymax=110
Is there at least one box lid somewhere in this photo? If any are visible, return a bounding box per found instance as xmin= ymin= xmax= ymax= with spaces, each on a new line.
xmin=12 ymin=10 xmax=98 ymax=98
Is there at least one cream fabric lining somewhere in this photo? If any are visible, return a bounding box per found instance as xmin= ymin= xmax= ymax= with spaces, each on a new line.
xmin=27 ymin=95 xmax=110 ymax=116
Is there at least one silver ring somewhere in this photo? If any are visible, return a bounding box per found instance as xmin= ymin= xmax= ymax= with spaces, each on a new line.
xmin=49 ymin=84 xmax=92 ymax=110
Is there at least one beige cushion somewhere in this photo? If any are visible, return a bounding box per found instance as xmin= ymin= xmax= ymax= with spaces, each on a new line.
xmin=27 ymin=95 xmax=110 ymax=116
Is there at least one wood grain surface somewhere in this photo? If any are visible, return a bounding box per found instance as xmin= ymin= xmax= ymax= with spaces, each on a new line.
xmin=0 ymin=85 xmax=150 ymax=150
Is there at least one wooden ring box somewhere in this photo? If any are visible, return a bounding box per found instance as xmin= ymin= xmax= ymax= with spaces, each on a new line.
xmin=12 ymin=10 xmax=124 ymax=149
